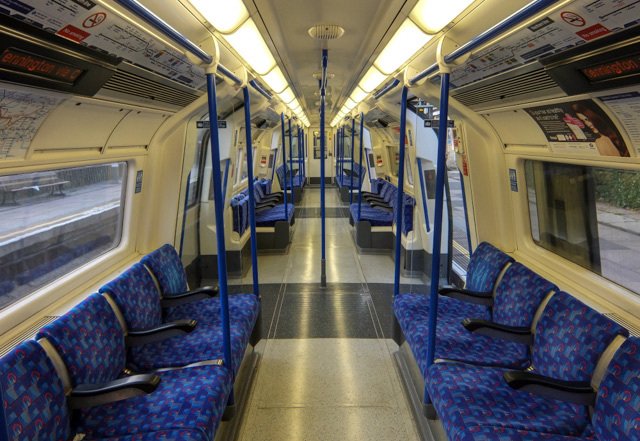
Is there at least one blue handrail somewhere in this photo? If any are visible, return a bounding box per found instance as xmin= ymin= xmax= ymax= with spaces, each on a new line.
xmin=288 ymin=118 xmax=294 ymax=201
xmin=280 ymin=113 xmax=288 ymax=214
xmin=205 ymin=73 xmax=233 ymax=398
xmin=424 ymin=72 xmax=451 ymax=406
xmin=409 ymin=0 xmax=560 ymax=85
xmin=350 ymin=118 xmax=355 ymax=204
xmin=320 ymin=48 xmax=328 ymax=287
xmin=416 ymin=158 xmax=431 ymax=233
xmin=243 ymin=87 xmax=260 ymax=299
xmin=357 ymin=113 xmax=364 ymax=220
xmin=393 ymin=86 xmax=409 ymax=298
xmin=217 ymin=64 xmax=243 ymax=86
xmin=374 ymin=78 xmax=401 ymax=100
xmin=249 ymin=79 xmax=273 ymax=100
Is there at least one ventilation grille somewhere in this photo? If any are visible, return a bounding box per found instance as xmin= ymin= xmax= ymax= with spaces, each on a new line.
xmin=0 ymin=316 xmax=60 ymax=358
xmin=101 ymin=70 xmax=202 ymax=108
xmin=604 ymin=313 xmax=640 ymax=337
xmin=451 ymin=68 xmax=560 ymax=108
xmin=308 ymin=25 xmax=345 ymax=40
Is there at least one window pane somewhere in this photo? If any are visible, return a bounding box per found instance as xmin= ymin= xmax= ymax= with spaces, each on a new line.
xmin=187 ymin=130 xmax=208 ymax=207
xmin=525 ymin=160 xmax=640 ymax=293
xmin=0 ymin=163 xmax=127 ymax=310
xmin=448 ymin=168 xmax=471 ymax=273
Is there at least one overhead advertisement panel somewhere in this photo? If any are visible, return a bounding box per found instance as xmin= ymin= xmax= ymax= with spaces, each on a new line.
xmin=0 ymin=0 xmax=206 ymax=89
xmin=0 ymin=87 xmax=63 ymax=160
xmin=450 ymin=0 xmax=640 ymax=88
xmin=524 ymin=99 xmax=632 ymax=157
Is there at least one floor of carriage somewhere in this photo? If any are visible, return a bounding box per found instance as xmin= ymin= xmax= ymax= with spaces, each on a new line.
xmin=219 ymin=187 xmax=425 ymax=440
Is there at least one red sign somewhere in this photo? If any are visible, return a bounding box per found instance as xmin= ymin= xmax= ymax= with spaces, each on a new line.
xmin=56 ymin=25 xmax=90 ymax=43
xmin=581 ymin=55 xmax=640 ymax=82
xmin=83 ymin=12 xmax=107 ymax=29
xmin=0 ymin=48 xmax=84 ymax=84
xmin=576 ymin=24 xmax=611 ymax=41
xmin=561 ymin=11 xmax=586 ymax=27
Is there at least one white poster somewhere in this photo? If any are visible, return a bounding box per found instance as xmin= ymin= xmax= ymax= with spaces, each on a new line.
xmin=600 ymin=92 xmax=640 ymax=156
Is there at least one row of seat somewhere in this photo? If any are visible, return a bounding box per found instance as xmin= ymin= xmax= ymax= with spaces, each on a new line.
xmin=349 ymin=178 xmax=415 ymax=234
xmin=335 ymin=163 xmax=365 ymax=189
xmin=0 ymin=244 xmax=260 ymax=440
xmin=275 ymin=164 xmax=305 ymax=190
xmin=231 ymin=179 xmax=294 ymax=235
xmin=393 ymin=242 xmax=639 ymax=440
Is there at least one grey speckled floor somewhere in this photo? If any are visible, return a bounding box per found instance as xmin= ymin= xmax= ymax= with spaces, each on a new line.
xmin=225 ymin=188 xmax=424 ymax=440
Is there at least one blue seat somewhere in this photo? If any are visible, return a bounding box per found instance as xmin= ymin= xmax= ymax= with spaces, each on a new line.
xmin=426 ymin=292 xmax=629 ymax=440
xmin=141 ymin=244 xmax=260 ymax=339
xmin=275 ymin=164 xmax=303 ymax=189
xmin=255 ymin=203 xmax=295 ymax=227
xmin=396 ymin=262 xmax=556 ymax=377
xmin=98 ymin=264 xmax=252 ymax=373
xmin=230 ymin=195 xmax=249 ymax=235
xmin=31 ymin=294 xmax=232 ymax=440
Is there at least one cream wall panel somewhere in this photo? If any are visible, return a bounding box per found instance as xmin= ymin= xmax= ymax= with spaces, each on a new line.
xmin=107 ymin=112 xmax=169 ymax=148
xmin=483 ymin=110 xmax=548 ymax=147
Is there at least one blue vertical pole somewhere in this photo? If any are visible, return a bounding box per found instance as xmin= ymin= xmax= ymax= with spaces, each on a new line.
xmin=320 ymin=48 xmax=328 ymax=287
xmin=243 ymin=87 xmax=260 ymax=299
xmin=425 ymin=73 xmax=451 ymax=404
xmin=280 ymin=113 xmax=288 ymax=214
xmin=417 ymin=158 xmax=431 ymax=233
xmin=288 ymin=118 xmax=294 ymax=202
xmin=205 ymin=73 xmax=233 ymax=399
xmin=459 ymin=170 xmax=473 ymax=254
xmin=357 ymin=113 xmax=364 ymax=220
xmin=350 ymin=118 xmax=355 ymax=204
xmin=301 ymin=128 xmax=306 ymax=181
xmin=393 ymin=86 xmax=409 ymax=298
xmin=179 ymin=172 xmax=191 ymax=259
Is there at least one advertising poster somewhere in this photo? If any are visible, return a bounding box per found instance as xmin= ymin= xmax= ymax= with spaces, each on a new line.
xmin=599 ymin=92 xmax=640 ymax=156
xmin=524 ymin=100 xmax=629 ymax=157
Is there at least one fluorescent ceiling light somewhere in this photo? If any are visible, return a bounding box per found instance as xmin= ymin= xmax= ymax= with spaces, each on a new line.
xmin=225 ymin=19 xmax=276 ymax=74
xmin=350 ymin=87 xmax=368 ymax=104
xmin=359 ymin=66 xmax=387 ymax=93
xmin=188 ymin=0 xmax=249 ymax=34
xmin=262 ymin=67 xmax=288 ymax=93
xmin=374 ymin=19 xmax=432 ymax=75
xmin=278 ymin=87 xmax=295 ymax=104
xmin=290 ymin=104 xmax=302 ymax=114
xmin=411 ymin=0 xmax=474 ymax=34
xmin=344 ymin=98 xmax=356 ymax=110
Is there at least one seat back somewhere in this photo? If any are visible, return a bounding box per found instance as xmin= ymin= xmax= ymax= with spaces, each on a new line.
xmin=99 ymin=263 xmax=162 ymax=331
xmin=532 ymin=292 xmax=628 ymax=382
xmin=492 ymin=263 xmax=557 ymax=327
xmin=141 ymin=244 xmax=189 ymax=295
xmin=36 ymin=294 xmax=126 ymax=387
xmin=465 ymin=242 xmax=514 ymax=293
xmin=0 ymin=340 xmax=70 ymax=440
xmin=593 ymin=337 xmax=639 ymax=440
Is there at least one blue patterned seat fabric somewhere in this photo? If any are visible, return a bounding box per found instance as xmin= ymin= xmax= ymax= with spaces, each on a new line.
xmin=426 ymin=292 xmax=630 ymax=440
xmin=255 ymin=202 xmax=294 ymax=227
xmin=465 ymin=242 xmax=514 ymax=293
xmin=140 ymin=244 xmax=189 ymax=297
xmin=275 ymin=164 xmax=304 ymax=189
xmin=350 ymin=180 xmax=415 ymax=233
xmin=336 ymin=163 xmax=365 ymax=189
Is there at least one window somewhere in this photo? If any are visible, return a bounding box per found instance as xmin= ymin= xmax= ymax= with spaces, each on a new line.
xmin=187 ymin=129 xmax=209 ymax=207
xmin=526 ymin=160 xmax=640 ymax=293
xmin=0 ymin=163 xmax=127 ymax=310
xmin=405 ymin=154 xmax=414 ymax=186
xmin=448 ymin=167 xmax=471 ymax=273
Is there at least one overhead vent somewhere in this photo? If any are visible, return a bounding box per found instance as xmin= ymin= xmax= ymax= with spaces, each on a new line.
xmin=450 ymin=63 xmax=564 ymax=110
xmin=308 ymin=25 xmax=345 ymax=40
xmin=99 ymin=63 xmax=203 ymax=109
xmin=364 ymin=107 xmax=399 ymax=129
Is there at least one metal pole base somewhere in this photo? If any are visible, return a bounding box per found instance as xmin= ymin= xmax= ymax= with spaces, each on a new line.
xmin=321 ymin=259 xmax=326 ymax=287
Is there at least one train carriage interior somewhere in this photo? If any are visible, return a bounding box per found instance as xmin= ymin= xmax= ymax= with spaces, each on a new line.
xmin=0 ymin=0 xmax=639 ymax=440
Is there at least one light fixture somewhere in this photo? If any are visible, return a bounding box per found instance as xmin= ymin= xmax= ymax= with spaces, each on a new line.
xmin=278 ymin=87 xmax=295 ymax=104
xmin=344 ymin=98 xmax=356 ymax=111
xmin=410 ymin=0 xmax=475 ymax=34
xmin=188 ymin=0 xmax=249 ymax=34
xmin=225 ymin=19 xmax=276 ymax=74
xmin=350 ymin=87 xmax=367 ymax=104
xmin=359 ymin=66 xmax=387 ymax=93
xmin=262 ymin=67 xmax=288 ymax=93
xmin=374 ymin=19 xmax=432 ymax=75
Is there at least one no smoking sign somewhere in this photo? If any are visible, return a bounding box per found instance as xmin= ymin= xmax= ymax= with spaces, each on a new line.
xmin=83 ymin=12 xmax=107 ymax=28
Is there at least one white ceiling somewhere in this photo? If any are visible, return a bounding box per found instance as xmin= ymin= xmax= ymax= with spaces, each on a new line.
xmin=250 ymin=0 xmax=416 ymax=124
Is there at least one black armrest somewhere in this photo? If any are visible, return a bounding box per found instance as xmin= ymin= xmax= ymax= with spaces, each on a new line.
xmin=161 ymin=286 xmax=217 ymax=308
xmin=261 ymin=195 xmax=282 ymax=202
xmin=463 ymin=319 xmax=533 ymax=345
xmin=364 ymin=195 xmax=386 ymax=202
xmin=369 ymin=200 xmax=392 ymax=209
xmin=126 ymin=320 xmax=197 ymax=346
xmin=439 ymin=285 xmax=494 ymax=306
xmin=255 ymin=205 xmax=273 ymax=213
xmin=372 ymin=204 xmax=393 ymax=213
xmin=504 ymin=371 xmax=596 ymax=406
xmin=68 ymin=374 xmax=161 ymax=409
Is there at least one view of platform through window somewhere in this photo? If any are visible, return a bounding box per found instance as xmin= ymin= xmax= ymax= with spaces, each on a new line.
xmin=448 ymin=166 xmax=471 ymax=274
xmin=526 ymin=161 xmax=640 ymax=294
xmin=0 ymin=163 xmax=127 ymax=310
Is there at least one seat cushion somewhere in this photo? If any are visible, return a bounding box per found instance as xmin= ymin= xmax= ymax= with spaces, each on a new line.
xmin=349 ymin=204 xmax=394 ymax=226
xmin=457 ymin=426 xmax=595 ymax=441
xmin=164 ymin=294 xmax=260 ymax=336
xmin=129 ymin=323 xmax=249 ymax=375
xmin=255 ymin=204 xmax=294 ymax=227
xmin=427 ymin=362 xmax=590 ymax=440
xmin=76 ymin=365 xmax=231 ymax=440
xmin=98 ymin=430 xmax=208 ymax=440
